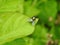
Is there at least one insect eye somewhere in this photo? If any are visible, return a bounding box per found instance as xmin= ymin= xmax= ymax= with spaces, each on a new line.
xmin=32 ymin=16 xmax=36 ymax=20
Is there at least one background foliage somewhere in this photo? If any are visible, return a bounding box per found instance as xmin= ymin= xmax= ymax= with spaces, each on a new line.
xmin=0 ymin=0 xmax=59 ymax=45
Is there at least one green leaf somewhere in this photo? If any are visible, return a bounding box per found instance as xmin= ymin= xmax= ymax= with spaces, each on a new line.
xmin=54 ymin=26 xmax=60 ymax=40
xmin=0 ymin=13 xmax=34 ymax=45
xmin=0 ymin=0 xmax=24 ymax=13
xmin=50 ymin=26 xmax=60 ymax=40
xmin=58 ymin=2 xmax=60 ymax=11
xmin=38 ymin=1 xmax=57 ymax=26
xmin=24 ymin=0 xmax=40 ymax=17
xmin=33 ymin=38 xmax=46 ymax=45
xmin=32 ymin=24 xmax=48 ymax=39
xmin=3 ymin=38 xmax=26 ymax=45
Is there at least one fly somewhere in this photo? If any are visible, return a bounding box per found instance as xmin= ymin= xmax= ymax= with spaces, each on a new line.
xmin=28 ymin=16 xmax=37 ymax=26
